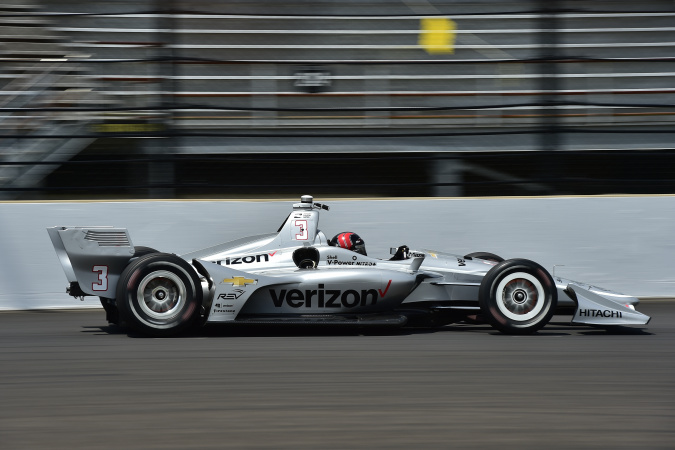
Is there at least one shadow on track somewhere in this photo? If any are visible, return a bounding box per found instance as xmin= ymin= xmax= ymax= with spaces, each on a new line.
xmin=80 ymin=320 xmax=652 ymax=338
xmin=578 ymin=326 xmax=653 ymax=336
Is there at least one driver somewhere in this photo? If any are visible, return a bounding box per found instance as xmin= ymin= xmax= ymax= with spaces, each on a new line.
xmin=329 ymin=231 xmax=367 ymax=256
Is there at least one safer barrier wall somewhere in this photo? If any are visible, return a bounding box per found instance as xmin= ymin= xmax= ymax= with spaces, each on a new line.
xmin=1 ymin=196 xmax=673 ymax=310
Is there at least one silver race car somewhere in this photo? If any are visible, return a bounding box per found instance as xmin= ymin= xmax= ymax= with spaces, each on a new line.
xmin=47 ymin=195 xmax=650 ymax=336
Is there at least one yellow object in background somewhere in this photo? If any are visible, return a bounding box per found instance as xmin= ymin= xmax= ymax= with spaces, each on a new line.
xmin=419 ymin=17 xmax=457 ymax=54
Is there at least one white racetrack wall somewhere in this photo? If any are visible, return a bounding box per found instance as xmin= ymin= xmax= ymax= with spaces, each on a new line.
xmin=1 ymin=196 xmax=673 ymax=310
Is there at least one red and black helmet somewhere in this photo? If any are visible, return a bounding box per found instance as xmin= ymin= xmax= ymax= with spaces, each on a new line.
xmin=329 ymin=231 xmax=367 ymax=256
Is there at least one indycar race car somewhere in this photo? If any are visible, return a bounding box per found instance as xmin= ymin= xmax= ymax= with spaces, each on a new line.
xmin=47 ymin=195 xmax=650 ymax=336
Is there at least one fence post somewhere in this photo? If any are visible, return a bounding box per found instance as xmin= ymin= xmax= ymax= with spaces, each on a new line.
xmin=152 ymin=0 xmax=177 ymax=198
xmin=537 ymin=0 xmax=561 ymax=193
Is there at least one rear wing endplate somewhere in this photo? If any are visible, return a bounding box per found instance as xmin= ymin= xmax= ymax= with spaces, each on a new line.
xmin=47 ymin=226 xmax=135 ymax=298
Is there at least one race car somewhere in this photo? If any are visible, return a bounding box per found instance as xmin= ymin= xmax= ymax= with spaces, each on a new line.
xmin=47 ymin=195 xmax=650 ymax=336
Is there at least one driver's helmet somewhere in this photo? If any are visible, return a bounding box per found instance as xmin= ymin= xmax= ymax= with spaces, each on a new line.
xmin=329 ymin=231 xmax=367 ymax=256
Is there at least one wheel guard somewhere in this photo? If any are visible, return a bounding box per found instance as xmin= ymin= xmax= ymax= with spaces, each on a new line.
xmin=569 ymin=284 xmax=650 ymax=326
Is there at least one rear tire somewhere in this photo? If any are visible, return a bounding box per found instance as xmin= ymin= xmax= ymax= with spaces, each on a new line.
xmin=479 ymin=259 xmax=557 ymax=334
xmin=99 ymin=297 xmax=120 ymax=325
xmin=100 ymin=244 xmax=158 ymax=327
xmin=116 ymin=253 xmax=202 ymax=337
xmin=133 ymin=246 xmax=159 ymax=257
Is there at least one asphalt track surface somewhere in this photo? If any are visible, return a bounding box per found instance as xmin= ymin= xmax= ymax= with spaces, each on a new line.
xmin=1 ymin=302 xmax=674 ymax=450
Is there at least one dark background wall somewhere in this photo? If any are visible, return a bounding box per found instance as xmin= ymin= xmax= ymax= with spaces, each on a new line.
xmin=2 ymin=0 xmax=675 ymax=199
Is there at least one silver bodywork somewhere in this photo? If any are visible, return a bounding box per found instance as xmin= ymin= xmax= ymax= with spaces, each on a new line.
xmin=47 ymin=196 xmax=650 ymax=328
xmin=47 ymin=226 xmax=135 ymax=299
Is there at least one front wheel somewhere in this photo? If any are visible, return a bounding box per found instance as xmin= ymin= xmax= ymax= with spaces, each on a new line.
xmin=116 ymin=253 xmax=202 ymax=337
xmin=465 ymin=252 xmax=504 ymax=263
xmin=479 ymin=259 xmax=557 ymax=334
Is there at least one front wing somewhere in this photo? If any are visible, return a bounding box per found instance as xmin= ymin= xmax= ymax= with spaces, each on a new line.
xmin=568 ymin=284 xmax=650 ymax=326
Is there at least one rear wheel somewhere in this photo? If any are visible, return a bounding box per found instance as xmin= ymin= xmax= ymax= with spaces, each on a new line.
xmin=133 ymin=246 xmax=159 ymax=257
xmin=99 ymin=247 xmax=160 ymax=326
xmin=99 ymin=297 xmax=119 ymax=325
xmin=116 ymin=253 xmax=202 ymax=337
xmin=479 ymin=259 xmax=557 ymax=334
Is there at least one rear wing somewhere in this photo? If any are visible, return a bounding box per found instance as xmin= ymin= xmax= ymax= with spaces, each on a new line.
xmin=47 ymin=226 xmax=135 ymax=298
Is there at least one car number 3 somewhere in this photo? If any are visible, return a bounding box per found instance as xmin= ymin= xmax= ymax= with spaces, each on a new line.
xmin=92 ymin=265 xmax=108 ymax=291
xmin=294 ymin=220 xmax=308 ymax=240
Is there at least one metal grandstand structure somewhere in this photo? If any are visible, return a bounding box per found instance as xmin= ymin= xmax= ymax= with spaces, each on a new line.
xmin=1 ymin=0 xmax=675 ymax=198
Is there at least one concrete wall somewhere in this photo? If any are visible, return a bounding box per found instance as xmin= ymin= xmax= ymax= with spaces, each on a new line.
xmin=1 ymin=195 xmax=673 ymax=310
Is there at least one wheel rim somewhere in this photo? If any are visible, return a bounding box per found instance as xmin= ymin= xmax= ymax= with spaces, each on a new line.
xmin=495 ymin=272 xmax=546 ymax=321
xmin=136 ymin=270 xmax=186 ymax=320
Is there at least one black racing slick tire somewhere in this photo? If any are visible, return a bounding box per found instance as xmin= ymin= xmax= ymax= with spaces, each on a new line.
xmin=478 ymin=258 xmax=557 ymax=335
xmin=464 ymin=252 xmax=504 ymax=263
xmin=99 ymin=297 xmax=120 ymax=325
xmin=116 ymin=253 xmax=202 ymax=337
xmin=133 ymin=246 xmax=159 ymax=257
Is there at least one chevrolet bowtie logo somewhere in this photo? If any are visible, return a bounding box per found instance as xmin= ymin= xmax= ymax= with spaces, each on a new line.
xmin=223 ymin=276 xmax=257 ymax=286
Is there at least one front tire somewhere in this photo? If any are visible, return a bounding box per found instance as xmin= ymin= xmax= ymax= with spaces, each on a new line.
xmin=116 ymin=253 xmax=202 ymax=337
xmin=465 ymin=251 xmax=504 ymax=263
xmin=479 ymin=259 xmax=557 ymax=334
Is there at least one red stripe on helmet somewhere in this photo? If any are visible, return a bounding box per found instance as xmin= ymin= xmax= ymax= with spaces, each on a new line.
xmin=338 ymin=232 xmax=354 ymax=249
